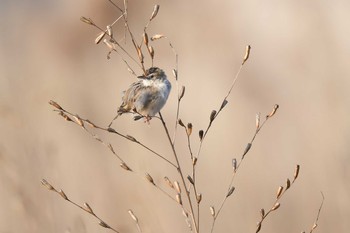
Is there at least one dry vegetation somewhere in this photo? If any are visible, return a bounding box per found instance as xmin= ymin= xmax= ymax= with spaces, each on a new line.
xmin=40 ymin=1 xmax=325 ymax=233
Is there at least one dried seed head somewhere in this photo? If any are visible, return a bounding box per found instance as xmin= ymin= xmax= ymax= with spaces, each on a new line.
xmin=276 ymin=186 xmax=283 ymax=199
xmin=210 ymin=206 xmax=215 ymax=217
xmin=128 ymin=209 xmax=138 ymax=222
xmin=49 ymin=100 xmax=63 ymax=110
xmin=179 ymin=86 xmax=185 ymax=100
xmin=256 ymin=222 xmax=262 ymax=233
xmin=312 ymin=223 xmax=317 ymax=230
xmin=148 ymin=46 xmax=154 ymax=59
xmin=256 ymin=112 xmax=261 ymax=130
xmin=220 ymin=99 xmax=228 ymax=110
xmin=192 ymin=157 xmax=198 ymax=166
xmin=260 ymin=208 xmax=265 ymax=218
xmin=143 ymin=32 xmax=149 ymax=45
xmin=150 ymin=5 xmax=160 ymax=21
xmin=99 ymin=221 xmax=110 ymax=228
xmin=72 ymin=115 xmax=84 ymax=127
xmin=106 ymin=25 xmax=113 ymax=37
xmin=120 ymin=162 xmax=132 ymax=171
xmin=84 ymin=202 xmax=94 ymax=214
xmin=41 ymin=179 xmax=54 ymax=191
xmin=226 ymin=186 xmax=235 ymax=197
xmin=58 ymin=189 xmax=68 ymax=200
xmin=293 ymin=164 xmax=300 ymax=181
xmin=267 ymin=104 xmax=279 ymax=118
xmin=271 ymin=202 xmax=280 ymax=211
xmin=58 ymin=111 xmax=72 ymax=121
xmin=176 ymin=194 xmax=182 ymax=205
xmin=196 ymin=193 xmax=202 ymax=203
xmin=178 ymin=119 xmax=185 ymax=127
xmin=286 ymin=179 xmax=291 ymax=190
xmin=242 ymin=45 xmax=251 ymax=65
xmin=232 ymin=158 xmax=237 ymax=172
xmin=172 ymin=69 xmax=178 ymax=79
xmin=107 ymin=127 xmax=117 ymax=133
xmin=145 ymin=173 xmax=155 ymax=185
xmin=80 ymin=16 xmax=94 ymax=25
xmin=126 ymin=135 xmax=137 ymax=142
xmin=137 ymin=47 xmax=144 ymax=63
xmin=199 ymin=130 xmax=204 ymax=141
xmin=186 ymin=123 xmax=193 ymax=136
xmin=242 ymin=143 xmax=252 ymax=159
xmin=164 ymin=176 xmax=174 ymax=189
xmin=174 ymin=181 xmax=181 ymax=194
xmin=182 ymin=210 xmax=189 ymax=218
xmin=151 ymin=34 xmax=165 ymax=41
xmin=210 ymin=110 xmax=217 ymax=122
xmin=103 ymin=39 xmax=114 ymax=50
xmin=187 ymin=175 xmax=194 ymax=185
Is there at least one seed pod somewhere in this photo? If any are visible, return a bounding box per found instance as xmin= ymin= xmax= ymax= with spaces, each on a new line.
xmin=41 ymin=179 xmax=54 ymax=191
xmin=151 ymin=34 xmax=165 ymax=41
xmin=199 ymin=130 xmax=204 ymax=141
xmin=103 ymin=39 xmax=114 ymax=50
xmin=172 ymin=69 xmax=178 ymax=79
xmin=58 ymin=189 xmax=68 ymax=200
xmin=226 ymin=186 xmax=235 ymax=197
xmin=84 ymin=202 xmax=94 ymax=214
xmin=143 ymin=32 xmax=149 ymax=45
xmin=106 ymin=25 xmax=113 ymax=37
xmin=120 ymin=162 xmax=132 ymax=171
xmin=187 ymin=175 xmax=194 ymax=185
xmin=242 ymin=45 xmax=251 ymax=65
xmin=293 ymin=164 xmax=300 ymax=181
xmin=210 ymin=110 xmax=217 ymax=122
xmin=150 ymin=5 xmax=160 ymax=21
xmin=176 ymin=194 xmax=182 ymax=205
xmin=164 ymin=176 xmax=174 ymax=189
xmin=178 ymin=119 xmax=185 ymax=127
xmin=73 ymin=115 xmax=84 ymax=127
xmin=49 ymin=100 xmax=63 ymax=110
xmin=148 ymin=46 xmax=154 ymax=59
xmin=174 ymin=181 xmax=181 ymax=193
xmin=286 ymin=179 xmax=291 ymax=190
xmin=256 ymin=222 xmax=262 ymax=233
xmin=145 ymin=173 xmax=155 ymax=185
xmin=260 ymin=208 xmax=265 ymax=218
xmin=276 ymin=186 xmax=283 ymax=199
xmin=128 ymin=209 xmax=138 ymax=222
xmin=192 ymin=157 xmax=198 ymax=166
xmin=179 ymin=86 xmax=185 ymax=100
xmin=196 ymin=193 xmax=202 ymax=203
xmin=271 ymin=202 xmax=280 ymax=211
xmin=256 ymin=112 xmax=260 ymax=130
xmin=267 ymin=104 xmax=279 ymax=118
xmin=80 ymin=16 xmax=94 ymax=25
xmin=210 ymin=206 xmax=215 ymax=217
xmin=232 ymin=158 xmax=237 ymax=172
xmin=186 ymin=123 xmax=192 ymax=136
xmin=126 ymin=135 xmax=137 ymax=142
xmin=99 ymin=221 xmax=110 ymax=228
xmin=220 ymin=99 xmax=228 ymax=110
xmin=242 ymin=143 xmax=252 ymax=158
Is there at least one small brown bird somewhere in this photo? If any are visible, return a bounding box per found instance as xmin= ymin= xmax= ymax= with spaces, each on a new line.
xmin=109 ymin=67 xmax=171 ymax=127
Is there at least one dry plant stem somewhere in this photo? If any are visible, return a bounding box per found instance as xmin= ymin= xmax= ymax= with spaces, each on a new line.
xmin=196 ymin=64 xmax=244 ymax=160
xmin=308 ymin=192 xmax=325 ymax=233
xmin=53 ymin=105 xmax=176 ymax=168
xmin=170 ymin=43 xmax=181 ymax=145
xmin=158 ymin=112 xmax=199 ymax=233
xmin=41 ymin=180 xmax=120 ymax=233
xmin=255 ymin=165 xmax=300 ymax=233
xmin=210 ymin=114 xmax=274 ymax=233
xmin=109 ymin=0 xmax=146 ymax=74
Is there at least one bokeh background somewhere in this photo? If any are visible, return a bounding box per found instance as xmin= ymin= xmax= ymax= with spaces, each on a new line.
xmin=1 ymin=0 xmax=349 ymax=232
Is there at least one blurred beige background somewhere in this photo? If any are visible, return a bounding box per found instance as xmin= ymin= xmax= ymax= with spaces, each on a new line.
xmin=1 ymin=0 xmax=349 ymax=232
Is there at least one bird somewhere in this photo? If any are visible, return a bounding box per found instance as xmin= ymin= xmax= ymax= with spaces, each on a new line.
xmin=108 ymin=67 xmax=171 ymax=127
